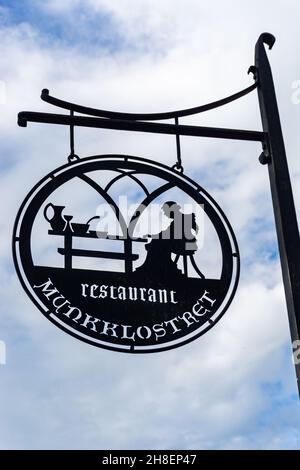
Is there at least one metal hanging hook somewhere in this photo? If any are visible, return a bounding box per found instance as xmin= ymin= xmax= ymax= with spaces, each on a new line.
xmin=172 ymin=116 xmax=184 ymax=173
xmin=68 ymin=109 xmax=80 ymax=163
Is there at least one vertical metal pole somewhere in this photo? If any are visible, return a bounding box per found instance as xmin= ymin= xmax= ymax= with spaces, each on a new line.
xmin=255 ymin=33 xmax=300 ymax=393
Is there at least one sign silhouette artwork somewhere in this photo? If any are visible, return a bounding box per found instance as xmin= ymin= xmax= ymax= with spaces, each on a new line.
xmin=14 ymin=35 xmax=300 ymax=395
xmin=13 ymin=155 xmax=239 ymax=353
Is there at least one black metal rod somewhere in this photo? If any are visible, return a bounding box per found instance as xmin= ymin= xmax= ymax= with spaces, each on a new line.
xmin=255 ymin=33 xmax=300 ymax=393
xmin=41 ymin=82 xmax=258 ymax=121
xmin=18 ymin=111 xmax=265 ymax=143
xmin=69 ymin=109 xmax=75 ymax=155
xmin=175 ymin=116 xmax=183 ymax=170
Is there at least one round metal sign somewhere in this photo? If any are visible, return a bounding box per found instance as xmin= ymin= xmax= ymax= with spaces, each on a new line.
xmin=13 ymin=155 xmax=239 ymax=353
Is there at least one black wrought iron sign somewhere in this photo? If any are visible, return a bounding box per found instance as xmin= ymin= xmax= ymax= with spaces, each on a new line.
xmin=13 ymin=153 xmax=239 ymax=352
xmin=13 ymin=32 xmax=300 ymax=385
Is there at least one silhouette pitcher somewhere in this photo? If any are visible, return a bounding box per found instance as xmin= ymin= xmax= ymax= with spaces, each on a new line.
xmin=44 ymin=203 xmax=66 ymax=232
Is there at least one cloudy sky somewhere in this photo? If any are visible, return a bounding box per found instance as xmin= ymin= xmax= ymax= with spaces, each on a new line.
xmin=1 ymin=0 xmax=300 ymax=450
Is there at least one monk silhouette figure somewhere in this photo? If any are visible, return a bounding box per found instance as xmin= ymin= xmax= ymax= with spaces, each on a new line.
xmin=136 ymin=201 xmax=198 ymax=278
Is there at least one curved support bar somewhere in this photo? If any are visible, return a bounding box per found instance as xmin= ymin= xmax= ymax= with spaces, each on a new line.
xmin=40 ymin=81 xmax=258 ymax=121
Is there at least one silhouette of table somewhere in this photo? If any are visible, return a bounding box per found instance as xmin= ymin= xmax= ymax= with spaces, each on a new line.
xmin=48 ymin=229 xmax=148 ymax=273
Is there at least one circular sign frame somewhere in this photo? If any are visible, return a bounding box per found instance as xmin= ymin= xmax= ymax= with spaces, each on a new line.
xmin=13 ymin=155 xmax=240 ymax=353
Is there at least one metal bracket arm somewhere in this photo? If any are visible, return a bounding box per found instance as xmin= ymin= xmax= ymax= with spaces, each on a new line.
xmin=18 ymin=111 xmax=266 ymax=143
